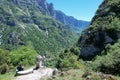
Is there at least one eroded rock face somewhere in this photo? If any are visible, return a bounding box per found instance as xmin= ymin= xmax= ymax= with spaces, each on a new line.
xmin=0 ymin=35 xmax=2 ymax=45
xmin=77 ymin=0 xmax=120 ymax=59
xmin=80 ymin=44 xmax=100 ymax=58
xmin=37 ymin=0 xmax=49 ymax=15
xmin=55 ymin=11 xmax=66 ymax=24
xmin=0 ymin=28 xmax=5 ymax=45
xmin=79 ymin=29 xmax=114 ymax=59
xmin=8 ymin=32 xmax=24 ymax=45
xmin=47 ymin=3 xmax=55 ymax=17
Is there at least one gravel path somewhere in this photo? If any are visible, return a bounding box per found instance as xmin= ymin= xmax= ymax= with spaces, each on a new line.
xmin=14 ymin=67 xmax=54 ymax=80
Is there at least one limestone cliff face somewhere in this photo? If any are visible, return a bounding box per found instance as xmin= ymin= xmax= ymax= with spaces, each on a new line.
xmin=47 ymin=3 xmax=55 ymax=17
xmin=78 ymin=29 xmax=114 ymax=59
xmin=78 ymin=0 xmax=120 ymax=59
xmin=55 ymin=11 xmax=89 ymax=32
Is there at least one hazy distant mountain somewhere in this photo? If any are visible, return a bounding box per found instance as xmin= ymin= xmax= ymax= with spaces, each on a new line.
xmin=55 ymin=10 xmax=90 ymax=33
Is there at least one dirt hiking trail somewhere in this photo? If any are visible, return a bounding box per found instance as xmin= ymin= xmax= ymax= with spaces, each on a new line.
xmin=14 ymin=67 xmax=54 ymax=80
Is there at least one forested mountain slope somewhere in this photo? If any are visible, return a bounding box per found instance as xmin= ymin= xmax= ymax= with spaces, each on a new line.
xmin=0 ymin=0 xmax=78 ymax=54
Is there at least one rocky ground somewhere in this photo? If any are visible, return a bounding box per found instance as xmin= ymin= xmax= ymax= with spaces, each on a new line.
xmin=14 ymin=67 xmax=54 ymax=80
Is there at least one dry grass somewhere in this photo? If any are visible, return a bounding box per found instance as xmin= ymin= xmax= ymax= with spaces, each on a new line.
xmin=46 ymin=69 xmax=85 ymax=80
xmin=0 ymin=71 xmax=15 ymax=80
xmin=45 ymin=69 xmax=120 ymax=80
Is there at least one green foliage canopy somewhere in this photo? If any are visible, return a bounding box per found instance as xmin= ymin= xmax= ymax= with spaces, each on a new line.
xmin=9 ymin=46 xmax=38 ymax=66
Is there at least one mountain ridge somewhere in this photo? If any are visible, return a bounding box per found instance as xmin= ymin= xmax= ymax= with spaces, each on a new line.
xmin=8 ymin=0 xmax=89 ymax=32
xmin=0 ymin=0 xmax=79 ymax=54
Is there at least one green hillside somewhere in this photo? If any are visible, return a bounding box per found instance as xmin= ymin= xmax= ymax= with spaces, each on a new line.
xmin=0 ymin=0 xmax=78 ymax=54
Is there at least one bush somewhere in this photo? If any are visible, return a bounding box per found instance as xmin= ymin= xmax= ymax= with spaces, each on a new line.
xmin=0 ymin=46 xmax=38 ymax=74
xmin=5 ymin=15 xmax=16 ymax=26
xmin=92 ymin=40 xmax=120 ymax=75
xmin=70 ymin=47 xmax=80 ymax=56
xmin=0 ymin=49 xmax=9 ymax=65
xmin=0 ymin=64 xmax=9 ymax=74
xmin=0 ymin=49 xmax=10 ymax=74
xmin=9 ymin=46 xmax=38 ymax=66
xmin=91 ymin=76 xmax=101 ymax=80
xmin=56 ymin=48 xmax=84 ymax=70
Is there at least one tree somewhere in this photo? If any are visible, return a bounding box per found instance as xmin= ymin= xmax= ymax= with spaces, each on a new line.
xmin=9 ymin=46 xmax=38 ymax=66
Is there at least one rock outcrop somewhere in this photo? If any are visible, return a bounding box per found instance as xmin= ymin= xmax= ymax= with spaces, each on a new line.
xmin=8 ymin=32 xmax=24 ymax=45
xmin=78 ymin=0 xmax=120 ymax=59
xmin=79 ymin=29 xmax=114 ymax=59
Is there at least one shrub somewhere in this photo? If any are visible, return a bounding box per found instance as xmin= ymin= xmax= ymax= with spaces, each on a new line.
xmin=56 ymin=48 xmax=84 ymax=70
xmin=92 ymin=40 xmax=120 ymax=75
xmin=0 ymin=49 xmax=9 ymax=65
xmin=91 ymin=76 xmax=101 ymax=80
xmin=70 ymin=47 xmax=80 ymax=56
xmin=9 ymin=46 xmax=38 ymax=66
xmin=5 ymin=15 xmax=16 ymax=26
xmin=0 ymin=64 xmax=9 ymax=74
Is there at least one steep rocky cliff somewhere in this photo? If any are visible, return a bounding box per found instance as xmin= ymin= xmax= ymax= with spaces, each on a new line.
xmin=78 ymin=0 xmax=120 ymax=59
xmin=8 ymin=0 xmax=89 ymax=32
xmin=55 ymin=11 xmax=90 ymax=32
